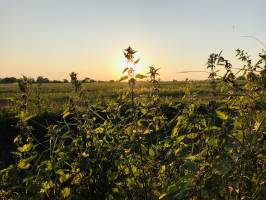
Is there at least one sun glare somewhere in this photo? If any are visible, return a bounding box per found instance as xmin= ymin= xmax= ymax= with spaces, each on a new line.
xmin=117 ymin=54 xmax=144 ymax=74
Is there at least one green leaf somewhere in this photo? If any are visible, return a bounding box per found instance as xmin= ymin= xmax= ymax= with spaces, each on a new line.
xmin=59 ymin=173 xmax=71 ymax=183
xmin=186 ymin=133 xmax=197 ymax=139
xmin=135 ymin=74 xmax=147 ymax=79
xmin=62 ymin=111 xmax=70 ymax=118
xmin=134 ymin=58 xmax=140 ymax=64
xmin=254 ymin=117 xmax=265 ymax=132
xmin=140 ymin=108 xmax=148 ymax=114
xmin=112 ymin=188 xmax=119 ymax=193
xmin=216 ymin=110 xmax=228 ymax=120
xmin=40 ymin=180 xmax=55 ymax=193
xmin=123 ymin=67 xmax=129 ymax=73
xmin=176 ymin=135 xmax=186 ymax=143
xmin=61 ymin=187 xmax=71 ymax=199
xmin=160 ymin=165 xmax=166 ymax=173
xmin=131 ymin=165 xmax=138 ymax=176
xmin=119 ymin=75 xmax=128 ymax=82
xmin=159 ymin=193 xmax=167 ymax=199
xmin=17 ymin=158 xmax=31 ymax=170
xmin=17 ymin=143 xmax=33 ymax=153
xmin=149 ymin=148 xmax=155 ymax=157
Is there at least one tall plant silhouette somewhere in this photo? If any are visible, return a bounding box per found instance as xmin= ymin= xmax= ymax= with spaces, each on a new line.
xmin=120 ymin=46 xmax=146 ymax=102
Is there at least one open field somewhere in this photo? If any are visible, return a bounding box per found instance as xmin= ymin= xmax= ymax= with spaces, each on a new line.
xmin=0 ymin=73 xmax=265 ymax=199
xmin=0 ymin=81 xmax=214 ymax=111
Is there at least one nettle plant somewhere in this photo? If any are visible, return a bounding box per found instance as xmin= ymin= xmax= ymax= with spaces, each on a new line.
xmin=120 ymin=46 xmax=147 ymax=101
xmin=70 ymin=72 xmax=82 ymax=93
xmin=148 ymin=66 xmax=160 ymax=96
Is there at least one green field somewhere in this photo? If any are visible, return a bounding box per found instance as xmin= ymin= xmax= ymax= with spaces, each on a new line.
xmin=0 ymin=81 xmax=213 ymax=112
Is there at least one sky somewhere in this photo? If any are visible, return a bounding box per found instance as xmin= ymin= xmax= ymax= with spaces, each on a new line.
xmin=0 ymin=0 xmax=265 ymax=81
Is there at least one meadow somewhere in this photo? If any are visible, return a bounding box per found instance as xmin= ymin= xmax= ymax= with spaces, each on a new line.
xmin=0 ymin=48 xmax=265 ymax=199
xmin=0 ymin=81 xmax=213 ymax=110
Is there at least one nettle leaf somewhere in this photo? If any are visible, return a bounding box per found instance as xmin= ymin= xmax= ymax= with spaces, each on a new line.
xmin=159 ymin=193 xmax=167 ymax=199
xmin=119 ymin=75 xmax=128 ymax=82
xmin=149 ymin=148 xmax=155 ymax=157
xmin=176 ymin=135 xmax=186 ymax=143
xmin=61 ymin=187 xmax=71 ymax=199
xmin=40 ymin=180 xmax=55 ymax=193
xmin=254 ymin=118 xmax=265 ymax=132
xmin=186 ymin=133 xmax=197 ymax=139
xmin=17 ymin=158 xmax=31 ymax=170
xmin=216 ymin=110 xmax=228 ymax=120
xmin=134 ymin=58 xmax=140 ymax=64
xmin=135 ymin=74 xmax=147 ymax=79
xmin=17 ymin=143 xmax=33 ymax=153
xmin=62 ymin=111 xmax=70 ymax=119
xmin=140 ymin=108 xmax=148 ymax=114
xmin=123 ymin=67 xmax=129 ymax=73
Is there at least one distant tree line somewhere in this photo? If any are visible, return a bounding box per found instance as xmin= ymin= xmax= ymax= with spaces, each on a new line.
xmin=0 ymin=76 xmax=116 ymax=84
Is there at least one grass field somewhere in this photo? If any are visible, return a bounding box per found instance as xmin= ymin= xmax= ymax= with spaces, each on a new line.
xmin=0 ymin=81 xmax=213 ymax=112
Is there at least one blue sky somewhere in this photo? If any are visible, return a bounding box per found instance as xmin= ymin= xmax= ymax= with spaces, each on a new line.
xmin=0 ymin=0 xmax=265 ymax=80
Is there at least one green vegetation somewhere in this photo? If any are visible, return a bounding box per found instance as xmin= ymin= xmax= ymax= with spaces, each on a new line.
xmin=0 ymin=47 xmax=265 ymax=199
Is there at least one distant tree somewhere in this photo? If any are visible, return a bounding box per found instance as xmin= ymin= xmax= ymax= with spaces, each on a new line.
xmin=36 ymin=76 xmax=49 ymax=83
xmin=82 ymin=77 xmax=96 ymax=83
xmin=63 ymin=79 xmax=69 ymax=83
xmin=82 ymin=77 xmax=91 ymax=83
xmin=109 ymin=80 xmax=115 ymax=83
xmin=52 ymin=80 xmax=62 ymax=83
xmin=0 ymin=77 xmax=18 ymax=84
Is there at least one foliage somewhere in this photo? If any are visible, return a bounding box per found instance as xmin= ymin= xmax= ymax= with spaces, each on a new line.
xmin=0 ymin=48 xmax=265 ymax=200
